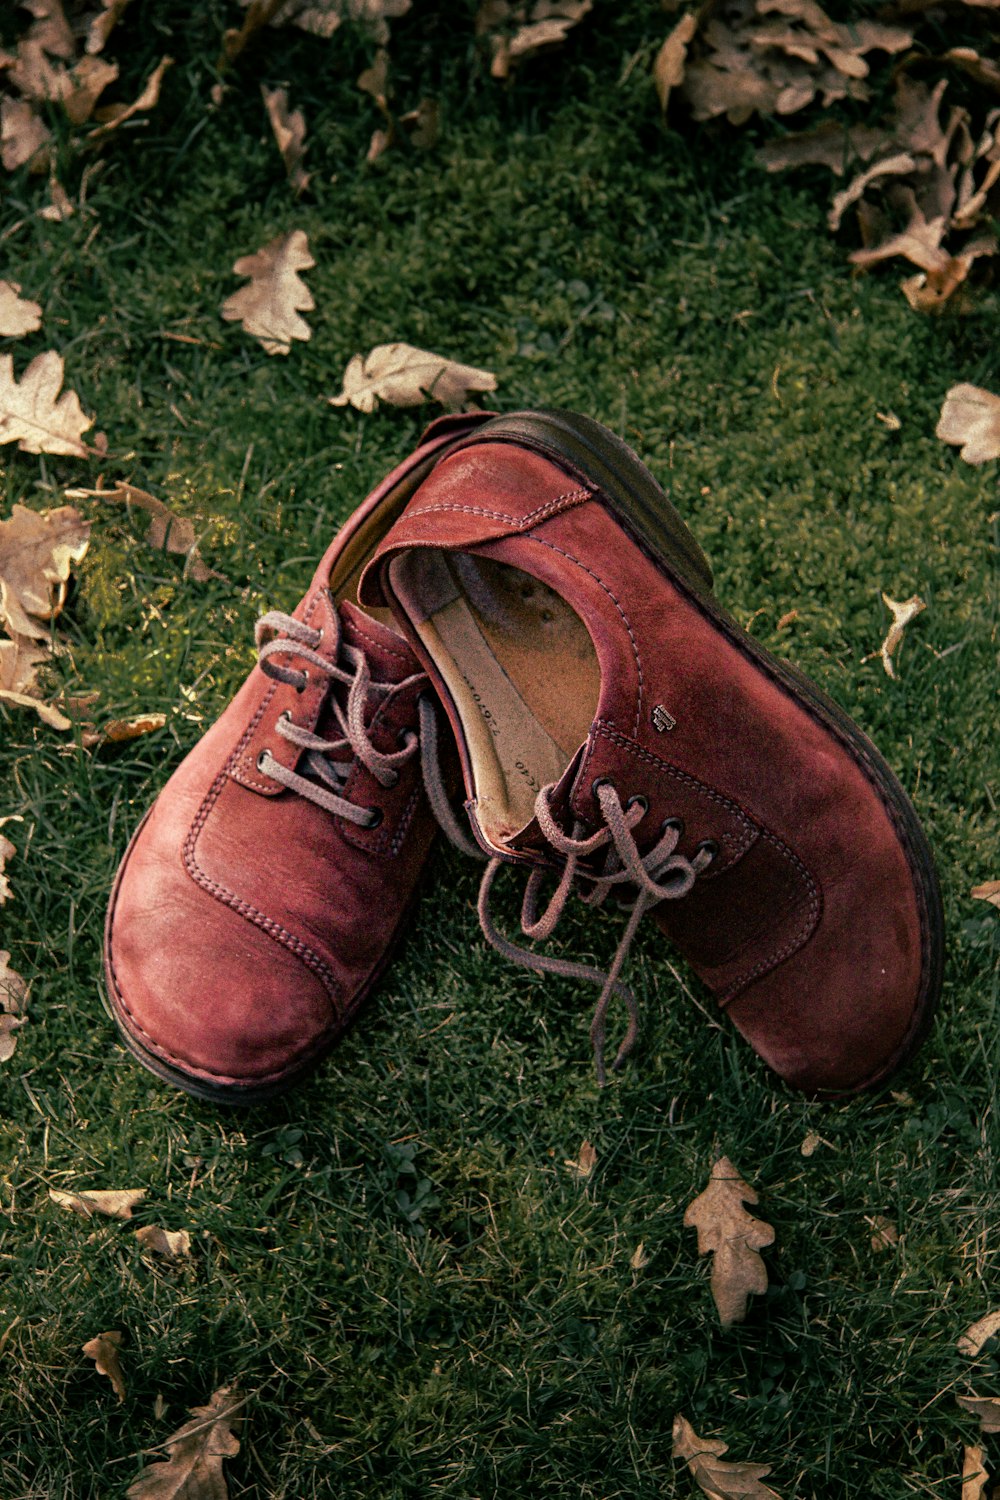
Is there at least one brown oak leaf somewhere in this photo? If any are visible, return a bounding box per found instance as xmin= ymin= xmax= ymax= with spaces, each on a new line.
xmin=0 ymin=633 xmax=71 ymax=729
xmin=88 ymin=55 xmax=172 ymax=142
xmin=262 ymin=85 xmax=310 ymax=196
xmin=683 ymin=1156 xmax=775 ymax=1326
xmin=0 ymin=281 xmax=42 ymax=338
xmin=479 ymin=1 xmax=593 ymax=80
xmin=65 ymin=480 xmax=223 ymax=581
xmin=959 ymin=1395 xmax=1000 ymax=1436
xmin=0 ymin=948 xmax=28 ymax=1063
xmin=49 ymin=1187 xmax=146 ymax=1219
xmin=82 ymin=1330 xmax=126 ymax=1402
xmin=655 ymin=14 xmax=698 ymax=115
xmin=221 ymin=230 xmax=314 ymax=356
xmin=0 ymin=503 xmax=91 ymax=641
xmin=959 ymin=1312 xmax=1000 ymax=1358
xmin=672 ymin=1413 xmax=782 ymax=1498
xmin=126 ymin=1385 xmax=242 ymax=1500
xmin=329 ymin=341 xmax=496 ymax=413
xmin=971 ymin=882 xmax=1000 ymax=911
xmin=0 ymin=353 xmax=93 ymax=457
xmin=86 ymin=0 xmax=135 ymax=55
xmin=937 ymin=384 xmax=1000 ymax=464
xmin=135 ymin=1225 xmax=193 ymax=1260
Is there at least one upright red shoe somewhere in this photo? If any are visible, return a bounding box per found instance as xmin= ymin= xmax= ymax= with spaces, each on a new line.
xmin=358 ymin=409 xmax=944 ymax=1095
xmin=103 ymin=415 xmax=484 ymax=1103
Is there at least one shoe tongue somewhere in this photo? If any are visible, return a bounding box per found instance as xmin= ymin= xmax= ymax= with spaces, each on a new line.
xmin=338 ymin=599 xmax=420 ymax=687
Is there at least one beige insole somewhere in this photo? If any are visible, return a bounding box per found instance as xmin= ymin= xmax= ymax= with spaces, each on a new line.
xmin=389 ymin=552 xmax=601 ymax=842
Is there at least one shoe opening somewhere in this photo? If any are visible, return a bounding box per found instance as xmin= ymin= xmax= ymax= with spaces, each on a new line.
xmin=388 ymin=550 xmax=600 ymax=844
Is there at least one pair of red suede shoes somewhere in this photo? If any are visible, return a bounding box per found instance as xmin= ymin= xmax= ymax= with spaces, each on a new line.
xmin=103 ymin=410 xmax=944 ymax=1104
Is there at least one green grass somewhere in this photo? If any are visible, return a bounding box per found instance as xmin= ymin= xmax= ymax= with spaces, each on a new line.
xmin=1 ymin=3 xmax=999 ymax=1496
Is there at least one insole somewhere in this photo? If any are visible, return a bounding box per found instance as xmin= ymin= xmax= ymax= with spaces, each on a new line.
xmin=389 ymin=552 xmax=600 ymax=841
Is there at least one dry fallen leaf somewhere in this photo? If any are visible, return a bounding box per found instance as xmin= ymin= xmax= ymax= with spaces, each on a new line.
xmin=564 ymin=1139 xmax=597 ymax=1179
xmin=0 ymin=817 xmax=20 ymax=906
xmin=135 ymin=1224 xmax=192 ymax=1260
xmin=262 ymin=85 xmax=310 ymax=196
xmin=330 ymin=341 xmax=497 ymax=413
xmin=630 ymin=1241 xmax=650 ymax=1271
xmin=65 ymin=479 xmax=222 ymax=581
xmin=1 ymin=96 xmax=51 ymax=172
xmin=972 ymin=882 xmax=1000 ymax=910
xmin=126 ymin=1385 xmax=242 ymax=1500
xmin=672 ymin=1413 xmax=781 ymax=1499
xmin=221 ymin=230 xmax=314 ymax=356
xmin=479 ymin=1 xmax=593 ymax=80
xmin=937 ymin=384 xmax=1000 ymax=465
xmin=960 ymin=1312 xmax=1000 ymax=1358
xmin=0 ymin=352 xmax=93 ymax=457
xmin=49 ymin=1187 xmax=146 ymax=1220
xmin=0 ymin=632 xmax=72 ymax=729
xmin=683 ymin=1156 xmax=775 ymax=1326
xmin=0 ymin=503 xmax=91 ymax=641
xmin=86 ymin=0 xmax=135 ymax=55
xmin=879 ymin=592 xmax=925 ymax=679
xmin=800 ymin=1131 xmax=821 ymax=1157
xmin=0 ymin=948 xmax=28 ymax=1063
xmin=228 ymin=0 xmax=411 ymax=53
xmin=88 ymin=55 xmax=172 ymax=142
xmin=82 ymin=1330 xmax=125 ymax=1402
xmin=655 ymin=14 xmax=698 ymax=115
xmin=963 ymin=1443 xmax=990 ymax=1500
xmin=959 ymin=1396 xmax=1000 ymax=1436
xmin=869 ymin=1213 xmax=899 ymax=1252
xmin=0 ymin=281 xmax=42 ymax=338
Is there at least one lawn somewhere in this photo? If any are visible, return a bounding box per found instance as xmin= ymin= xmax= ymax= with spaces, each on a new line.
xmin=0 ymin=3 xmax=998 ymax=1497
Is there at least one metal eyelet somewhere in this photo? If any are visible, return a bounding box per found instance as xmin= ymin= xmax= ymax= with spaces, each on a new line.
xmin=695 ymin=838 xmax=719 ymax=861
xmin=626 ymin=794 xmax=648 ymax=817
xmin=367 ymin=807 xmax=384 ymax=830
xmin=256 ymin=749 xmax=271 ymax=771
xmin=296 ymin=671 xmax=309 ymax=694
xmin=591 ymin=776 xmax=614 ymax=798
xmin=660 ymin=816 xmax=684 ymax=837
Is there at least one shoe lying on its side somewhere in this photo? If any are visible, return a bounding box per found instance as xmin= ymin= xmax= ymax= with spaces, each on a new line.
xmin=358 ymin=409 xmax=944 ymax=1095
xmin=103 ymin=414 xmax=485 ymax=1104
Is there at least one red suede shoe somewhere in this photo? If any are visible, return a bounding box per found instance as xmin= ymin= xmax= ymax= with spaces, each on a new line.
xmin=358 ymin=410 xmax=944 ymax=1095
xmin=103 ymin=415 xmax=484 ymax=1103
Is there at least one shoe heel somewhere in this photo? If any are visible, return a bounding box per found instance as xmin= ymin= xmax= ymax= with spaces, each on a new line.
xmin=469 ymin=408 xmax=715 ymax=600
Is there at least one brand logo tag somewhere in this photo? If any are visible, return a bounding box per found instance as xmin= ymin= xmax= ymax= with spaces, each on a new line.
xmin=652 ymin=704 xmax=676 ymax=733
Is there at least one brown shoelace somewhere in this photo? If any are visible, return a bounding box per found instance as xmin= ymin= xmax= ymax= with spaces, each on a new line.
xmin=477 ymin=780 xmax=716 ymax=1083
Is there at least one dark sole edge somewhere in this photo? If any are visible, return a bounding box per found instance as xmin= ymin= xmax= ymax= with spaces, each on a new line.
xmin=101 ymin=811 xmax=422 ymax=1108
xmin=467 ymin=408 xmax=945 ymax=1097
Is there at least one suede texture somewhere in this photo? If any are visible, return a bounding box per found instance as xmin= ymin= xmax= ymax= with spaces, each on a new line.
xmin=359 ymin=435 xmax=939 ymax=1095
xmin=104 ymin=419 xmax=478 ymax=1095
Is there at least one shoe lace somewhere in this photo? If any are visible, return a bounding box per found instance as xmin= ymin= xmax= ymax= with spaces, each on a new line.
xmin=254 ymin=609 xmax=480 ymax=855
xmin=476 ymin=779 xmax=716 ymax=1084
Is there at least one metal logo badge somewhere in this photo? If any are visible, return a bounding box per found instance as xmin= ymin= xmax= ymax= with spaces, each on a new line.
xmin=652 ymin=704 xmax=676 ymax=733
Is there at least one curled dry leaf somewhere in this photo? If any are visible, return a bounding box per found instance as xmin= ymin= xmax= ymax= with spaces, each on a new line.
xmin=88 ymin=55 xmax=172 ymax=142
xmin=221 ymin=230 xmax=314 ymax=356
xmin=655 ymin=14 xmax=698 ymax=116
xmin=478 ymin=1 xmax=593 ymax=80
xmin=937 ymin=384 xmax=1000 ymax=465
xmin=0 ymin=503 xmax=91 ymax=641
xmin=1 ymin=96 xmax=51 ymax=172
xmin=683 ymin=1156 xmax=775 ymax=1326
xmin=672 ymin=1413 xmax=781 ymax=1499
xmin=959 ymin=1396 xmax=1000 ymax=1436
xmin=229 ymin=0 xmax=411 ymax=52
xmin=869 ymin=1213 xmax=899 ymax=1251
xmin=564 ymin=1139 xmax=597 ymax=1179
xmin=8 ymin=46 xmax=119 ymax=127
xmin=49 ymin=1187 xmax=146 ymax=1220
xmin=879 ymin=592 xmax=925 ymax=679
xmin=630 ymin=1242 xmax=650 ymax=1271
xmin=126 ymin=1384 xmax=242 ymax=1500
xmin=81 ymin=713 xmax=167 ymax=749
xmin=0 ymin=352 xmax=93 ymax=457
xmin=963 ymin=1444 xmax=990 ymax=1500
xmin=0 ymin=633 xmax=71 ymax=729
xmin=82 ymin=1330 xmax=125 ymax=1402
xmin=959 ymin=1311 xmax=1000 ymax=1357
xmin=330 ymin=341 xmax=497 ymax=413
xmin=971 ymin=882 xmax=1000 ymax=910
xmin=262 ymin=85 xmax=310 ymax=196
xmin=0 ymin=281 xmax=42 ymax=337
xmin=0 ymin=948 xmax=28 ymax=1063
xmin=65 ymin=480 xmax=223 ymax=582
xmin=135 ymin=1224 xmax=192 ymax=1260
xmin=86 ymin=0 xmax=135 ymax=55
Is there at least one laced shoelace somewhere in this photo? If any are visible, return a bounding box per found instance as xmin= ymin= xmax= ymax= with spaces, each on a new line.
xmin=476 ymin=780 xmax=717 ymax=1084
xmin=254 ymin=609 xmax=480 ymax=855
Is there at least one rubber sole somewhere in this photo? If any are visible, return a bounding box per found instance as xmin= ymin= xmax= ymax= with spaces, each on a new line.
xmin=460 ymin=408 xmax=945 ymax=1095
